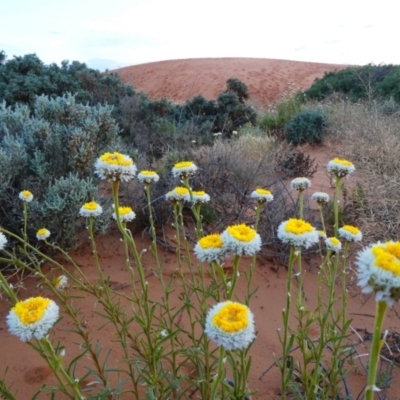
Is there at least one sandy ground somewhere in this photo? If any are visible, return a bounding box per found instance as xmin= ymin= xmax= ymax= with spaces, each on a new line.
xmin=114 ymin=57 xmax=349 ymax=108
xmin=1 ymin=58 xmax=400 ymax=399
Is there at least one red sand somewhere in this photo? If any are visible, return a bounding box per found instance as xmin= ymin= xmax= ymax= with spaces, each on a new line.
xmin=114 ymin=57 xmax=348 ymax=108
xmin=1 ymin=58 xmax=400 ymax=399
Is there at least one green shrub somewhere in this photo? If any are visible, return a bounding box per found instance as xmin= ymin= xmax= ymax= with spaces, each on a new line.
xmin=0 ymin=93 xmax=119 ymax=247
xmin=304 ymin=64 xmax=400 ymax=103
xmin=224 ymin=77 xmax=250 ymax=103
xmin=259 ymin=84 xmax=302 ymax=132
xmin=284 ymin=109 xmax=328 ymax=144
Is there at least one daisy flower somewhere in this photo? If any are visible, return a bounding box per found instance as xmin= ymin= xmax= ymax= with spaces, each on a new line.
xmin=94 ymin=152 xmax=137 ymax=182
xmin=165 ymin=187 xmax=191 ymax=202
xmin=325 ymin=237 xmax=342 ymax=253
xmin=194 ymin=234 xmax=227 ymax=263
xmin=36 ymin=228 xmax=50 ymax=241
xmin=172 ymin=161 xmax=198 ymax=179
xmin=291 ymin=177 xmax=311 ymax=191
xmin=137 ymin=170 xmax=160 ymax=184
xmin=312 ymin=192 xmax=330 ymax=204
xmin=113 ymin=206 xmax=136 ymax=222
xmin=54 ymin=275 xmax=68 ymax=291
xmin=339 ymin=225 xmax=362 ymax=242
xmin=251 ymin=188 xmax=274 ymax=203
xmin=327 ymin=158 xmax=355 ymax=178
xmin=19 ymin=190 xmax=33 ymax=202
xmin=79 ymin=201 xmax=103 ymax=218
xmin=6 ymin=297 xmax=59 ymax=341
xmin=355 ymin=241 xmax=400 ymax=306
xmin=277 ymin=218 xmax=318 ymax=249
xmin=0 ymin=232 xmax=7 ymax=250
xmin=191 ymin=190 xmax=210 ymax=204
xmin=205 ymin=301 xmax=255 ymax=350
xmin=221 ymin=224 xmax=261 ymax=256
xmin=317 ymin=230 xmax=327 ymax=239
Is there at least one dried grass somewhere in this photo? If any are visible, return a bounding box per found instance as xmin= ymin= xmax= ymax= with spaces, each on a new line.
xmin=325 ymin=98 xmax=400 ymax=242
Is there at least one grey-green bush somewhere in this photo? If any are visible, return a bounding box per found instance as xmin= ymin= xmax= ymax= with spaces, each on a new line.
xmin=0 ymin=93 xmax=119 ymax=248
xmin=285 ymin=109 xmax=328 ymax=144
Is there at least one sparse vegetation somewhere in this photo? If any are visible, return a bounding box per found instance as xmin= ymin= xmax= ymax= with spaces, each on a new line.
xmin=1 ymin=52 xmax=400 ymax=399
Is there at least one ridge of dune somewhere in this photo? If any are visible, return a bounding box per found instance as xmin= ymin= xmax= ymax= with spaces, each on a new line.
xmin=114 ymin=57 xmax=349 ymax=107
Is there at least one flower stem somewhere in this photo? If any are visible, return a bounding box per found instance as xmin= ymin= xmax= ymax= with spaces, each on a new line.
xmin=365 ymin=300 xmax=388 ymax=400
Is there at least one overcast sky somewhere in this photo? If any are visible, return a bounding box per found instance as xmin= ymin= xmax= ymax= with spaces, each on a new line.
xmin=0 ymin=0 xmax=397 ymax=71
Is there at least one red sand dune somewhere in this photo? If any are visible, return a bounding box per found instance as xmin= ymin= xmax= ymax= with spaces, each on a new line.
xmin=115 ymin=57 xmax=348 ymax=107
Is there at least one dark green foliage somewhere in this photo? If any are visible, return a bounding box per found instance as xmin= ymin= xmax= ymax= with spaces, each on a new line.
xmin=0 ymin=94 xmax=118 ymax=247
xmin=285 ymin=109 xmax=328 ymax=144
xmin=304 ymin=64 xmax=400 ymax=103
xmin=0 ymin=52 xmax=134 ymax=112
xmin=225 ymin=78 xmax=250 ymax=103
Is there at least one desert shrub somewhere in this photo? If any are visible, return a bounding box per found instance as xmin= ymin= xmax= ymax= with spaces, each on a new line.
xmin=119 ymin=79 xmax=256 ymax=157
xmin=323 ymin=98 xmax=400 ymax=242
xmin=0 ymin=52 xmax=135 ymax=111
xmin=284 ymin=109 xmax=328 ymax=144
xmin=0 ymin=93 xmax=119 ymax=247
xmin=274 ymin=145 xmax=318 ymax=178
xmin=304 ymin=64 xmax=400 ymax=103
xmin=259 ymin=84 xmax=302 ymax=132
xmin=224 ymin=77 xmax=250 ymax=103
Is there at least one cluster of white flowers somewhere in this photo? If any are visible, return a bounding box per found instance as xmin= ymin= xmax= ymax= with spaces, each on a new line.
xmin=356 ymin=241 xmax=400 ymax=306
xmin=137 ymin=170 xmax=160 ymax=184
xmin=172 ymin=161 xmax=198 ymax=179
xmin=191 ymin=191 xmax=211 ymax=204
xmin=205 ymin=301 xmax=255 ymax=350
xmin=338 ymin=225 xmax=362 ymax=242
xmin=79 ymin=202 xmax=103 ymax=218
xmin=19 ymin=190 xmax=33 ymax=202
xmin=113 ymin=206 xmax=136 ymax=223
xmin=0 ymin=232 xmax=7 ymax=250
xmin=36 ymin=228 xmax=50 ymax=241
xmin=165 ymin=187 xmax=191 ymax=202
xmin=325 ymin=237 xmax=342 ymax=253
xmin=277 ymin=218 xmax=318 ymax=249
xmin=194 ymin=234 xmax=227 ymax=263
xmin=94 ymin=152 xmax=137 ymax=182
xmin=311 ymin=192 xmax=330 ymax=204
xmin=6 ymin=297 xmax=59 ymax=342
xmin=54 ymin=275 xmax=68 ymax=291
xmin=251 ymin=188 xmax=274 ymax=203
xmin=291 ymin=177 xmax=311 ymax=191
xmin=221 ymin=224 xmax=261 ymax=256
xmin=327 ymin=158 xmax=355 ymax=178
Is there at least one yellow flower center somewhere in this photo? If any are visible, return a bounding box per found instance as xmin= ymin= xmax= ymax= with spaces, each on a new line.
xmin=318 ymin=230 xmax=326 ymax=237
xmin=55 ymin=276 xmax=63 ymax=288
xmin=119 ymin=206 xmax=132 ymax=215
xmin=21 ymin=190 xmax=32 ymax=197
xmin=256 ymin=188 xmax=272 ymax=195
xmin=193 ymin=190 xmax=205 ymax=196
xmin=372 ymin=243 xmax=400 ymax=276
xmin=140 ymin=170 xmax=157 ymax=175
xmin=342 ymin=225 xmax=359 ymax=235
xmin=212 ymin=302 xmax=249 ymax=333
xmin=100 ymin=152 xmax=132 ymax=166
xmin=13 ymin=297 xmax=51 ymax=325
xmin=83 ymin=201 xmax=98 ymax=211
xmin=37 ymin=228 xmax=48 ymax=236
xmin=174 ymin=161 xmax=193 ymax=169
xmin=332 ymin=157 xmax=353 ymax=167
xmin=328 ymin=237 xmax=340 ymax=246
xmin=285 ymin=218 xmax=314 ymax=235
xmin=175 ymin=187 xmax=189 ymax=196
xmin=227 ymin=224 xmax=256 ymax=242
xmin=199 ymin=234 xmax=223 ymax=249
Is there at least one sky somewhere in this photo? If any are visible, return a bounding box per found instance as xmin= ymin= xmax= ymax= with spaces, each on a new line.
xmin=0 ymin=0 xmax=398 ymax=71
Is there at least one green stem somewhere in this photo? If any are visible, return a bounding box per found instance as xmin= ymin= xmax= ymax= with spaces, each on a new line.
xmin=333 ymin=177 xmax=342 ymax=238
xmin=210 ymin=346 xmax=226 ymax=399
xmin=365 ymin=300 xmax=388 ymax=400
